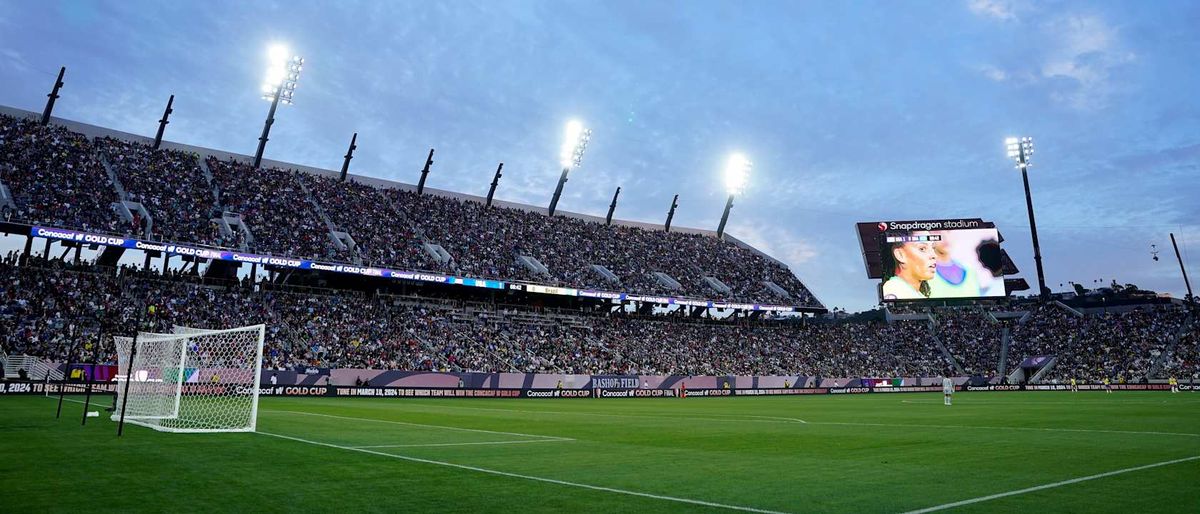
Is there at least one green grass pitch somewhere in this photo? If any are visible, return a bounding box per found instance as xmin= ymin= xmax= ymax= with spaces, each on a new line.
xmin=2 ymin=391 xmax=1197 ymax=513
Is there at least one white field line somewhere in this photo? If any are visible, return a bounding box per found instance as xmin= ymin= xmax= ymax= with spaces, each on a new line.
xmin=391 ymin=403 xmax=808 ymax=425
xmin=258 ymin=431 xmax=788 ymax=514
xmin=900 ymin=455 xmax=1200 ymax=513
xmin=900 ymin=399 xmax=1198 ymax=405
xmin=810 ymin=420 xmax=1200 ymax=438
xmin=44 ymin=395 xmax=108 ymax=408
xmin=351 ymin=439 xmax=571 ymax=449
xmin=263 ymin=409 xmax=573 ymax=441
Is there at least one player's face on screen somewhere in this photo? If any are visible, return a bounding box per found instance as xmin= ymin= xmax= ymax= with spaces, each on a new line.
xmin=894 ymin=242 xmax=936 ymax=281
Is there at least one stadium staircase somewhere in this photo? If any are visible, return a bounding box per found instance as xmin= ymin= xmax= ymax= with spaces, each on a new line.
xmin=926 ymin=320 xmax=967 ymax=376
xmin=0 ymin=179 xmax=16 ymax=212
xmin=3 ymin=354 xmax=63 ymax=381
xmin=762 ymin=280 xmax=791 ymax=300
xmin=98 ymin=152 xmax=154 ymax=238
xmin=702 ymin=276 xmax=732 ymax=296
xmin=517 ymin=255 xmax=551 ymax=277
xmin=196 ymin=156 xmax=223 ymax=207
xmin=651 ymin=271 xmax=683 ymax=291
xmin=1147 ymin=312 xmax=1196 ymax=378
xmin=997 ymin=326 xmax=1011 ymax=378
xmin=590 ymin=264 xmax=621 ymax=284
xmin=1053 ymin=300 xmax=1084 ymax=318
xmin=297 ymin=178 xmax=361 ymax=264
xmin=1027 ymin=356 xmax=1058 ymax=384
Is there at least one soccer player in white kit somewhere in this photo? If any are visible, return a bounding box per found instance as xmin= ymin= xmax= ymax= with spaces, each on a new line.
xmin=943 ymin=377 xmax=954 ymax=406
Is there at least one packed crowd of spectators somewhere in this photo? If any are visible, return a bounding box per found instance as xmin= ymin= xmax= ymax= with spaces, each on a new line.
xmin=7 ymin=259 xmax=1189 ymax=381
xmin=1162 ymin=319 xmax=1200 ymax=379
xmin=0 ymin=259 xmax=956 ymax=377
xmin=0 ymin=115 xmax=120 ymax=235
xmin=388 ymin=189 xmax=820 ymax=305
xmin=0 ymin=119 xmax=822 ymax=307
xmin=1006 ymin=304 xmax=1191 ymax=382
xmin=94 ymin=137 xmax=217 ymax=244
xmin=300 ymin=174 xmax=435 ymax=271
xmin=207 ymin=157 xmax=347 ymax=261
xmin=934 ymin=307 xmax=1004 ymax=376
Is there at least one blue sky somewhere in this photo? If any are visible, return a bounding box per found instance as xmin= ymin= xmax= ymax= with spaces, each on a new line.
xmin=1 ymin=0 xmax=1197 ymax=311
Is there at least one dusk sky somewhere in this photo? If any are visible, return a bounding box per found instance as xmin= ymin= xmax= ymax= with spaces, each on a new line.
xmin=1 ymin=0 xmax=1197 ymax=311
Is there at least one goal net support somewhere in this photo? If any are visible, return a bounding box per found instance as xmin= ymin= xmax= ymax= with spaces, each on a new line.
xmin=112 ymin=324 xmax=265 ymax=433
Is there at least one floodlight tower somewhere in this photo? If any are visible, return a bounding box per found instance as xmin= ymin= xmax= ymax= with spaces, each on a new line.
xmin=547 ymin=120 xmax=591 ymax=216
xmin=1006 ymin=136 xmax=1048 ymax=299
xmin=716 ymin=153 xmax=751 ymax=239
xmin=253 ymin=45 xmax=303 ymax=169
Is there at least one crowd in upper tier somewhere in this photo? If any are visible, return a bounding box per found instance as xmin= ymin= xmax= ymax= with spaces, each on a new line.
xmin=0 ymin=115 xmax=119 ymax=235
xmin=0 ymin=114 xmax=819 ymax=307
xmin=1 ymin=257 xmax=1194 ymax=381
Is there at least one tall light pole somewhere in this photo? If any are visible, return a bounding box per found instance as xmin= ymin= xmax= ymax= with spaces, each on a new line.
xmin=716 ymin=153 xmax=751 ymax=239
xmin=605 ymin=186 xmax=621 ymax=225
xmin=548 ymin=120 xmax=591 ymax=216
xmin=253 ymin=45 xmax=303 ymax=169
xmin=1006 ymin=136 xmax=1048 ymax=299
xmin=41 ymin=66 xmax=66 ymax=125
xmin=485 ymin=163 xmax=504 ymax=207
xmin=664 ymin=194 xmax=679 ymax=232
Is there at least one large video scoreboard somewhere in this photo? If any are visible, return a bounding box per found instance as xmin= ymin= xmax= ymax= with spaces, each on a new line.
xmin=856 ymin=218 xmax=1010 ymax=302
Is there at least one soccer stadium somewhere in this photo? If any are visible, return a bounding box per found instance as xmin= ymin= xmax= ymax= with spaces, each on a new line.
xmin=1 ymin=2 xmax=1198 ymax=513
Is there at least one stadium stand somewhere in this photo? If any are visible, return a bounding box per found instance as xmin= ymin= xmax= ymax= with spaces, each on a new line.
xmin=1 ymin=113 xmax=1196 ymax=385
xmin=0 ymin=114 xmax=120 ymax=235
xmin=0 ymin=111 xmax=820 ymax=308
xmin=1 ymin=257 xmax=1193 ymax=381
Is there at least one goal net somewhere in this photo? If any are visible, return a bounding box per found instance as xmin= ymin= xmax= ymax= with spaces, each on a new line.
xmin=112 ymin=324 xmax=265 ymax=433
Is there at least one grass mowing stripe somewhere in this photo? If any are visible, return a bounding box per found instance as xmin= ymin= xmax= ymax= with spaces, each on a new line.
xmin=395 ymin=403 xmax=808 ymax=424
xmin=258 ymin=431 xmax=790 ymax=514
xmin=351 ymin=439 xmax=573 ymax=449
xmin=811 ymin=421 xmax=1200 ymax=438
xmin=900 ymin=455 xmax=1200 ymax=513
xmin=264 ymin=409 xmax=573 ymax=440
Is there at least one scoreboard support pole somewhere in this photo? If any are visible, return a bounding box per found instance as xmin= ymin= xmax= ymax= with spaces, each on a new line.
xmin=1171 ymin=233 xmax=1194 ymax=304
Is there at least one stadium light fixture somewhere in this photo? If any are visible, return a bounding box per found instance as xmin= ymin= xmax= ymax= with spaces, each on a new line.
xmin=717 ymin=152 xmax=752 ymax=239
xmin=723 ymin=153 xmax=752 ymax=195
xmin=1005 ymin=135 xmax=1047 ymax=299
xmin=548 ymin=119 xmax=592 ymax=216
xmin=1005 ymin=137 xmax=1033 ymax=169
xmin=253 ymin=44 xmax=304 ymax=168
xmin=261 ymin=45 xmax=303 ymax=106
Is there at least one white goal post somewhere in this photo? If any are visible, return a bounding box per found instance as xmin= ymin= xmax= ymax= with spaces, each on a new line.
xmin=112 ymin=324 xmax=265 ymax=433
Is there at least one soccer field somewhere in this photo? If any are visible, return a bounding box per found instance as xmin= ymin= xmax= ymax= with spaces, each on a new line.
xmin=2 ymin=391 xmax=1197 ymax=513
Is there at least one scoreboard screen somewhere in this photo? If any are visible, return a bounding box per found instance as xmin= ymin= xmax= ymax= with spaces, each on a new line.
xmin=856 ymin=219 xmax=1007 ymax=302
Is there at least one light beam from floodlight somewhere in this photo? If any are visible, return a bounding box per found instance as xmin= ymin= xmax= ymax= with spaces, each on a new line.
xmin=717 ymin=153 xmax=752 ymax=239
xmin=1005 ymin=136 xmax=1047 ymax=299
xmin=548 ymin=119 xmax=591 ymax=216
xmin=253 ymin=44 xmax=304 ymax=168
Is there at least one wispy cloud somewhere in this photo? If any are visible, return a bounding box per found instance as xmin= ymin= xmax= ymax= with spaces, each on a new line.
xmin=967 ymin=0 xmax=1019 ymax=21
xmin=0 ymin=48 xmax=30 ymax=75
xmin=1039 ymin=14 xmax=1135 ymax=110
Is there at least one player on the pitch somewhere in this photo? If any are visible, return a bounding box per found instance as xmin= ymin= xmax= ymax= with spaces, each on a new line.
xmin=1103 ymin=377 xmax=1112 ymax=393
xmin=942 ymin=376 xmax=953 ymax=406
xmin=1169 ymin=376 xmax=1178 ymax=394
xmin=1070 ymin=377 xmax=1078 ymax=392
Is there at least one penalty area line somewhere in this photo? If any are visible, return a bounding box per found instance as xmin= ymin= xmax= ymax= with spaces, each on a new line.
xmin=258 ymin=431 xmax=789 ymax=514
xmin=900 ymin=455 xmax=1200 ymax=514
